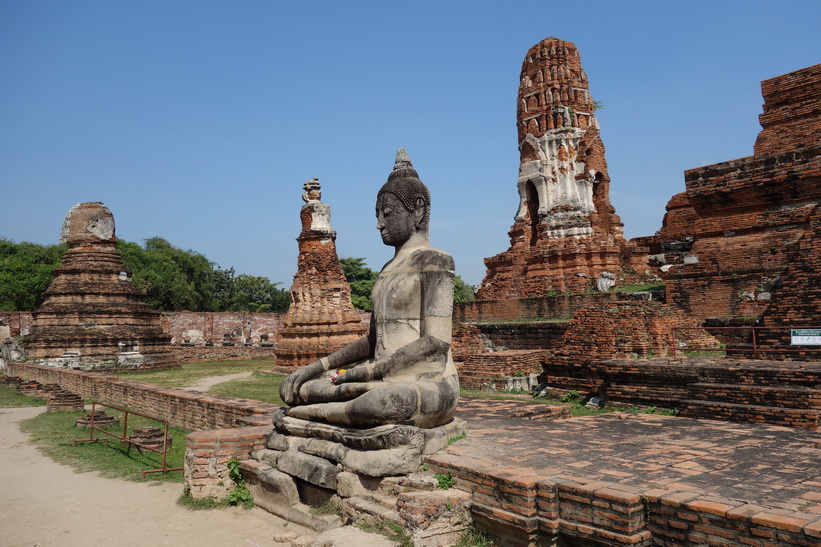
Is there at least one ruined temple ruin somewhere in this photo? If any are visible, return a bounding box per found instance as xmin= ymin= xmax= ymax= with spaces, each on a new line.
xmin=642 ymin=63 xmax=821 ymax=323
xmin=478 ymin=37 xmax=648 ymax=300
xmin=23 ymin=202 xmax=173 ymax=369
xmin=274 ymin=179 xmax=368 ymax=368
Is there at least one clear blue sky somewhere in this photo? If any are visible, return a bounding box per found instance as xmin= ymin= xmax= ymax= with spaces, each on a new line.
xmin=2 ymin=1 xmax=819 ymax=287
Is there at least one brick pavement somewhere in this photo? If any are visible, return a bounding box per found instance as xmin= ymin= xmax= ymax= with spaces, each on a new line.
xmin=452 ymin=397 xmax=821 ymax=513
xmin=430 ymin=397 xmax=821 ymax=545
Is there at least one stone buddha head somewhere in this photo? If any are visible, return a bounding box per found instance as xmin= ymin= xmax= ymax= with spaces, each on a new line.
xmin=376 ymin=149 xmax=430 ymax=247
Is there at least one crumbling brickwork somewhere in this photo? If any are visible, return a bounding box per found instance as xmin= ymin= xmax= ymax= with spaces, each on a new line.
xmin=23 ymin=202 xmax=173 ymax=369
xmin=538 ymin=301 xmax=717 ymax=392
xmin=275 ymin=180 xmax=368 ymax=368
xmin=757 ymin=206 xmax=821 ymax=354
xmin=478 ymin=37 xmax=650 ymax=300
xmin=0 ymin=312 xmax=32 ymax=338
xmin=650 ymin=64 xmax=821 ymax=322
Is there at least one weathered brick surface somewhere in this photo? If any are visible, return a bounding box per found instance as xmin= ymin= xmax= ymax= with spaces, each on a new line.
xmin=455 ymin=292 xmax=627 ymax=323
xmin=458 ymin=350 xmax=549 ymax=389
xmin=274 ymin=184 xmax=368 ymax=368
xmin=429 ymin=404 xmax=821 ymax=546
xmin=185 ymin=426 xmax=270 ymax=498
xmin=656 ymin=64 xmax=821 ymax=322
xmin=757 ymin=206 xmax=821 ymax=356
xmin=0 ymin=312 xmax=33 ymax=338
xmin=754 ymin=64 xmax=821 ymax=157
xmin=478 ymin=37 xmax=651 ymax=300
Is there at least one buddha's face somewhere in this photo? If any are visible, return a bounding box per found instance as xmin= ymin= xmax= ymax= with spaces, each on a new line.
xmin=376 ymin=192 xmax=417 ymax=247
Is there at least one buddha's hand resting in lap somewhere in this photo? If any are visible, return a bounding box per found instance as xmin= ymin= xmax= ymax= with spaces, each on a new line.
xmin=279 ymin=360 xmax=324 ymax=406
xmin=331 ymin=365 xmax=373 ymax=385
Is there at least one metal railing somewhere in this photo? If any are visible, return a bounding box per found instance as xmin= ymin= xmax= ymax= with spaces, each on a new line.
xmin=669 ymin=326 xmax=821 ymax=358
xmin=73 ymin=401 xmax=183 ymax=478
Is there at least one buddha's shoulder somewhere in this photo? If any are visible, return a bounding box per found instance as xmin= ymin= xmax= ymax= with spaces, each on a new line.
xmin=406 ymin=247 xmax=454 ymax=272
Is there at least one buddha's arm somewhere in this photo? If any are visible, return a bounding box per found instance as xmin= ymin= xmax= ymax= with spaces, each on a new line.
xmin=280 ymin=325 xmax=375 ymax=405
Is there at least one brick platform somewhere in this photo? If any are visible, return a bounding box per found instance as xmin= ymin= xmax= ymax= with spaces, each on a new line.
xmin=429 ymin=398 xmax=821 ymax=546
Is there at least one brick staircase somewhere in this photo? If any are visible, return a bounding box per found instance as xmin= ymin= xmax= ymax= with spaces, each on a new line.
xmin=680 ymin=374 xmax=821 ymax=429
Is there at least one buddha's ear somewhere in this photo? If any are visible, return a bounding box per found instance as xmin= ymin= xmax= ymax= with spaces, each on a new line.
xmin=413 ymin=197 xmax=426 ymax=228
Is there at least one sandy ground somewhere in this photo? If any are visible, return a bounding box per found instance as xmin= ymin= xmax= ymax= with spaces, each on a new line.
xmin=0 ymin=375 xmax=397 ymax=546
xmin=0 ymin=406 xmax=313 ymax=547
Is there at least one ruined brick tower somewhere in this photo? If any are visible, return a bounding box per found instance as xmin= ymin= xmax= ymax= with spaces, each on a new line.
xmin=275 ymin=179 xmax=368 ymax=368
xmin=23 ymin=202 xmax=173 ymax=369
xmin=477 ymin=37 xmax=647 ymax=300
xmin=647 ymin=63 xmax=821 ymax=324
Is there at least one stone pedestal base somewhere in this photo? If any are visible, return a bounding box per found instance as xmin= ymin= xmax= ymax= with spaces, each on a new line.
xmin=268 ymin=410 xmax=467 ymax=480
xmin=241 ymin=412 xmax=471 ymax=544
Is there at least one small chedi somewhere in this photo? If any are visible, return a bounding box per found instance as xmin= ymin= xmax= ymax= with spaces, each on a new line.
xmin=274 ymin=179 xmax=368 ymax=368
xmin=22 ymin=202 xmax=173 ymax=369
xmin=478 ymin=37 xmax=648 ymax=300
xmin=251 ymin=150 xmax=465 ymax=499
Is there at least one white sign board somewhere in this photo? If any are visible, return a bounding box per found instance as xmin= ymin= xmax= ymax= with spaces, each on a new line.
xmin=791 ymin=329 xmax=821 ymax=346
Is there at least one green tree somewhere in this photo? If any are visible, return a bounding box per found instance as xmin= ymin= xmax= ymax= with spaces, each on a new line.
xmin=118 ymin=237 xmax=216 ymax=311
xmin=453 ymin=275 xmax=475 ymax=303
xmin=0 ymin=239 xmax=66 ymax=311
xmin=340 ymin=257 xmax=378 ymax=311
xmin=340 ymin=256 xmax=475 ymax=308
xmin=214 ymin=270 xmax=290 ymax=313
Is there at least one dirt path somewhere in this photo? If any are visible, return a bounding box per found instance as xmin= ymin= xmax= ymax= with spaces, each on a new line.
xmin=183 ymin=371 xmax=255 ymax=392
xmin=0 ymin=406 xmax=316 ymax=546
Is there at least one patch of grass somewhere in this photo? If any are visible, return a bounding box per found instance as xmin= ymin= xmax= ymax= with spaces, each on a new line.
xmin=207 ymin=371 xmax=286 ymax=406
xmin=225 ymin=457 xmax=254 ymax=508
xmin=446 ymin=432 xmax=467 ymax=446
xmin=455 ymin=526 xmax=496 ymax=546
xmin=310 ymin=498 xmax=343 ymax=517
xmin=0 ymin=382 xmax=47 ymax=407
xmin=177 ymin=490 xmax=225 ymax=510
xmin=434 ymin=471 xmax=455 ymax=489
xmin=357 ymin=520 xmax=412 ymax=547
xmin=116 ymin=359 xmax=276 ymax=388
xmin=19 ymin=409 xmax=188 ymax=483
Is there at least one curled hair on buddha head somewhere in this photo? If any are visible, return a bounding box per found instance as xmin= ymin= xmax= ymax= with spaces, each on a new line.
xmin=378 ymin=149 xmax=431 ymax=231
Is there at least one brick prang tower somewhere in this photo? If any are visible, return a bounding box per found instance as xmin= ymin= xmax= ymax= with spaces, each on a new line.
xmin=274 ymin=179 xmax=368 ymax=368
xmin=477 ymin=37 xmax=647 ymax=300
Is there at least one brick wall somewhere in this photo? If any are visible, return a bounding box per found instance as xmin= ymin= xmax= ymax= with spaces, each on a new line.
xmin=5 ymin=362 xmax=279 ymax=430
xmin=162 ymin=311 xmax=285 ymax=346
xmin=455 ymin=293 xmax=623 ymax=323
xmin=185 ymin=426 xmax=270 ymax=498
xmin=473 ymin=322 xmax=568 ymax=351
xmin=0 ymin=312 xmax=32 ymax=338
xmin=655 ymin=63 xmax=821 ymax=322
xmin=754 ymin=64 xmax=821 ymax=156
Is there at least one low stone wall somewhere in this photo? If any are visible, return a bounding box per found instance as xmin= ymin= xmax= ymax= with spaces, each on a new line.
xmin=5 ymin=362 xmax=279 ymax=430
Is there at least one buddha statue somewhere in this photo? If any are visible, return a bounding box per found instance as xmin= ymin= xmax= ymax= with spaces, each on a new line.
xmin=279 ymin=149 xmax=459 ymax=429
